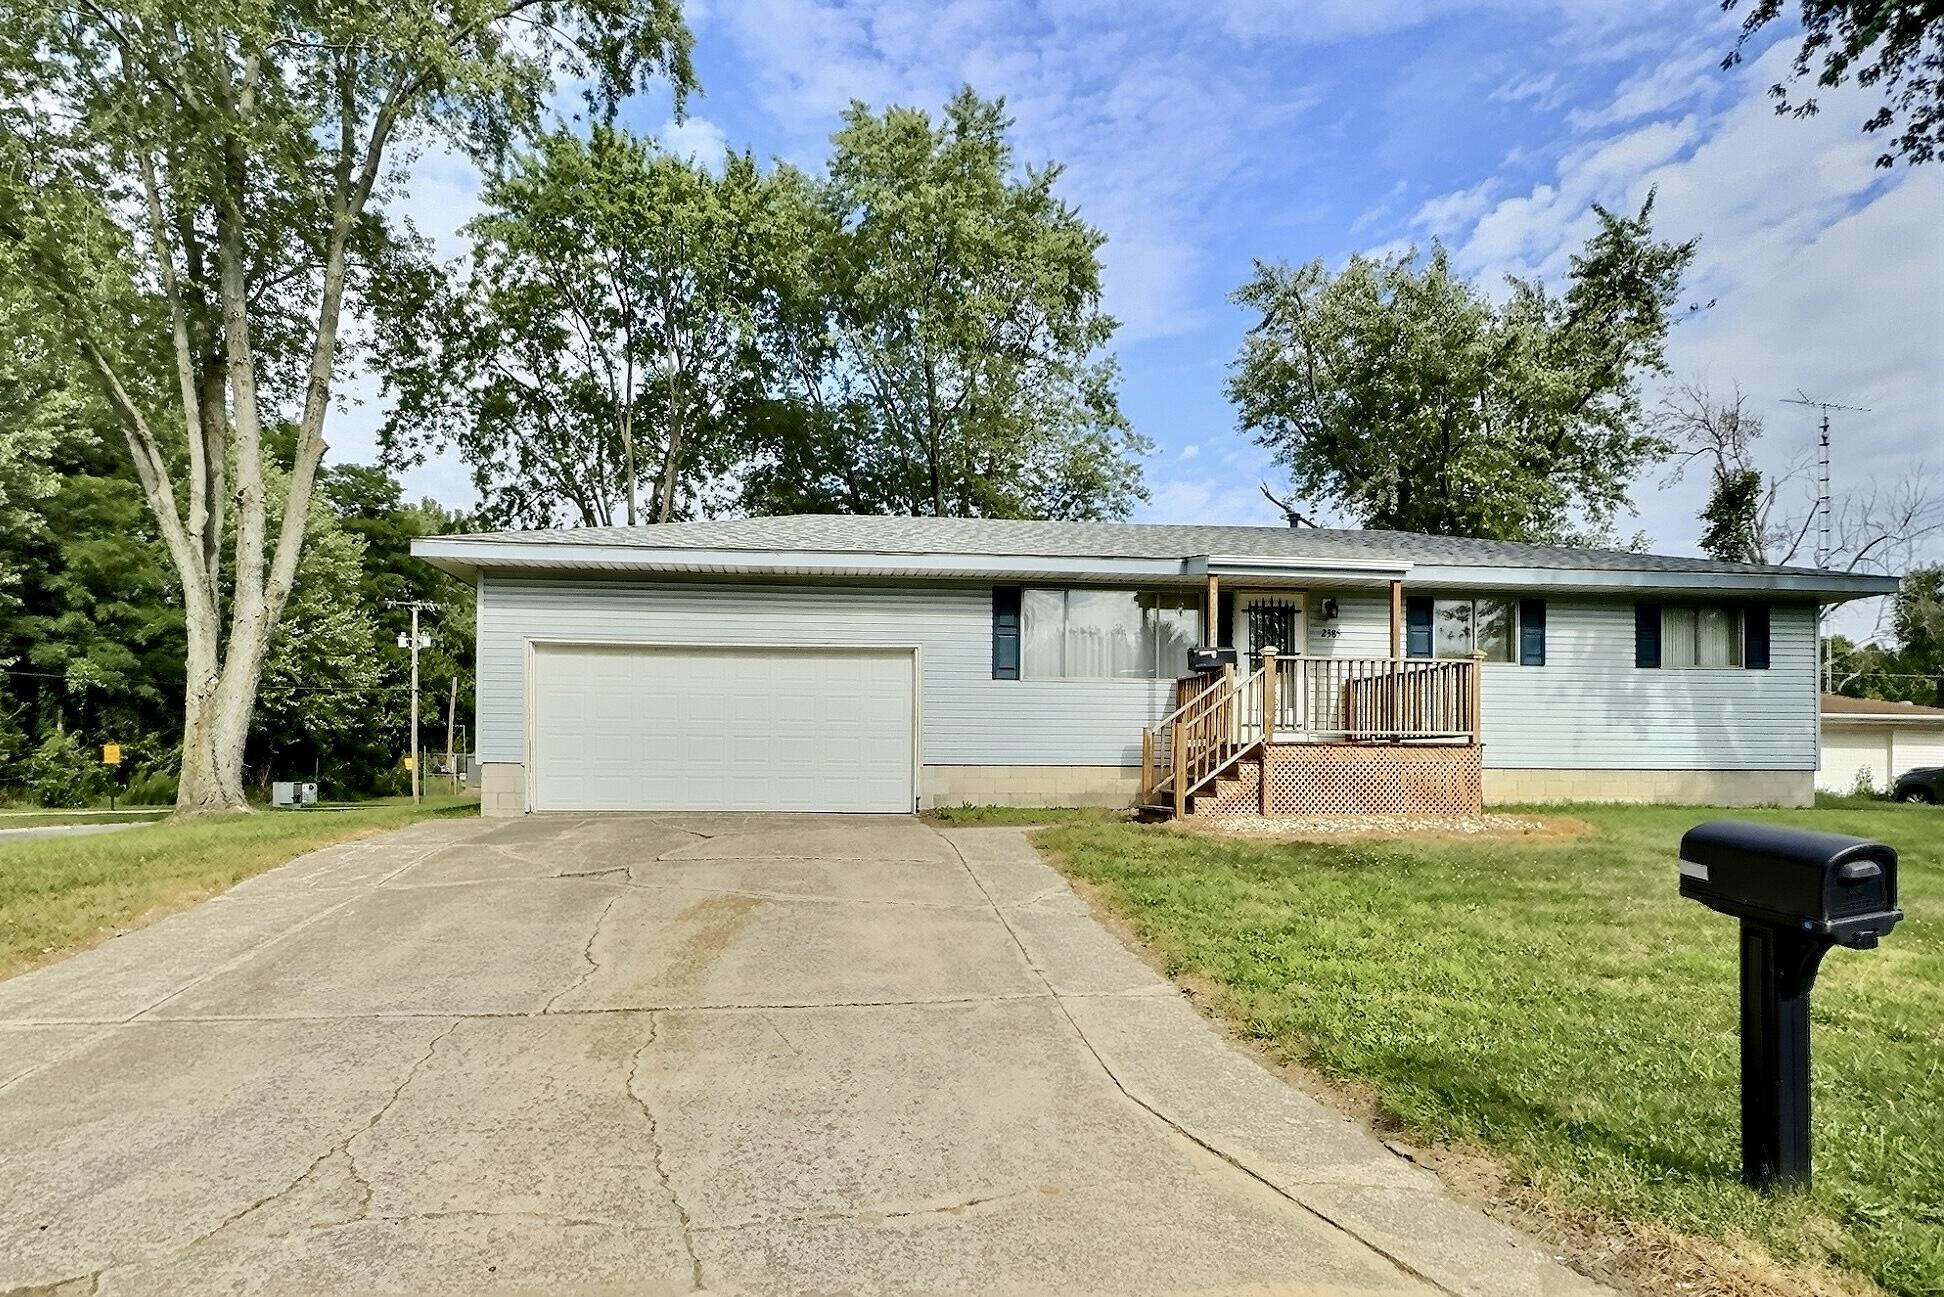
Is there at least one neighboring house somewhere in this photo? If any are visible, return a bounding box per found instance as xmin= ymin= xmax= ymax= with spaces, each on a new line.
xmin=1817 ymin=694 xmax=1944 ymax=795
xmin=410 ymin=516 xmax=1897 ymax=817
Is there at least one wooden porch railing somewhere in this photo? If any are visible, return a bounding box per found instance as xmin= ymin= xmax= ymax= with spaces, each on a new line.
xmin=1263 ymin=653 xmax=1481 ymax=742
xmin=1141 ymin=665 xmax=1264 ymax=815
xmin=1141 ymin=652 xmax=1483 ymax=809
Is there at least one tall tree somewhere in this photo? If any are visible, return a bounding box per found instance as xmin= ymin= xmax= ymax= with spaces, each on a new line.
xmin=1723 ymin=0 xmax=1944 ymax=166
xmin=1227 ymin=198 xmax=1694 ymax=543
xmin=1658 ymin=380 xmax=1788 ymax=563
xmin=748 ymin=88 xmax=1147 ymax=520
xmin=382 ymin=128 xmax=775 ymax=527
xmin=0 ymin=0 xmax=692 ymax=813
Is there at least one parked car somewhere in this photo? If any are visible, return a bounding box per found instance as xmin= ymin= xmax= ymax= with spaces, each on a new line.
xmin=1892 ymin=767 xmax=1941 ymax=803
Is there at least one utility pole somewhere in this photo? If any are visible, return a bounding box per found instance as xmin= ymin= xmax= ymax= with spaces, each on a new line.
xmin=1782 ymin=392 xmax=1870 ymax=693
xmin=388 ymin=600 xmax=436 ymax=803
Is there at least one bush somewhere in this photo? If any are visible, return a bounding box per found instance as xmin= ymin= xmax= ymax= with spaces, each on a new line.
xmin=1850 ymin=768 xmax=1880 ymax=799
xmin=121 ymin=770 xmax=179 ymax=806
xmin=23 ymin=731 xmax=111 ymax=808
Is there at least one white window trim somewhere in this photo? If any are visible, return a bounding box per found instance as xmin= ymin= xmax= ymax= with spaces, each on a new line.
xmin=1660 ymin=604 xmax=1746 ymax=671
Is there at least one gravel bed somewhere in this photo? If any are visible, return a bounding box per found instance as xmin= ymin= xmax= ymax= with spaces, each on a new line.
xmin=1197 ymin=812 xmax=1554 ymax=837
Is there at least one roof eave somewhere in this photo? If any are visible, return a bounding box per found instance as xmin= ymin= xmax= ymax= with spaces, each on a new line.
xmin=1404 ymin=563 xmax=1899 ymax=601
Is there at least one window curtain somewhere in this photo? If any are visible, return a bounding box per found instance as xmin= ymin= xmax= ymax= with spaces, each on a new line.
xmin=1695 ymin=606 xmax=1740 ymax=667
xmin=1021 ymin=590 xmax=1198 ymax=679
xmin=1662 ymin=607 xmax=1698 ymax=669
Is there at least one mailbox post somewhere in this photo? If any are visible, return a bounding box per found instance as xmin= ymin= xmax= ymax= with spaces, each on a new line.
xmin=1678 ymin=821 xmax=1902 ymax=1191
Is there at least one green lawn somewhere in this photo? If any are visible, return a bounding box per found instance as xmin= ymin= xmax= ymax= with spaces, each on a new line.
xmin=0 ymin=809 xmax=171 ymax=830
xmin=0 ymin=795 xmax=476 ymax=978
xmin=1039 ymin=803 xmax=1942 ymax=1296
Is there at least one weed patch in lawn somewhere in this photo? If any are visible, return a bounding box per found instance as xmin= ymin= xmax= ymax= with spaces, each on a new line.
xmin=1040 ymin=803 xmax=1942 ymax=1296
xmin=0 ymin=796 xmax=476 ymax=978
xmin=923 ymin=804 xmax=1127 ymax=826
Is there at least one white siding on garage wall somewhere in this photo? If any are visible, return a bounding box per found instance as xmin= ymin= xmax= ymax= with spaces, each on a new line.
xmin=476 ymin=578 xmax=1180 ymax=768
xmin=1818 ymin=725 xmax=1891 ymax=794
xmin=1319 ymin=592 xmax=1819 ymax=771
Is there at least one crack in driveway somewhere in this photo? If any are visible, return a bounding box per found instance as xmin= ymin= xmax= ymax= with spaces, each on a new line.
xmin=626 ymin=1016 xmax=706 ymax=1294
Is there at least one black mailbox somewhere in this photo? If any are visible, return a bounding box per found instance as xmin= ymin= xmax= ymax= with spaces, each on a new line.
xmin=1186 ymin=645 xmax=1237 ymax=674
xmin=1677 ymin=820 xmax=1903 ymax=1192
xmin=1679 ymin=820 xmax=1901 ymax=948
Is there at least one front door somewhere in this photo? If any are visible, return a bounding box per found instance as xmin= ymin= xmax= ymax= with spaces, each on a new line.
xmin=1236 ymin=594 xmax=1304 ymax=733
xmin=1238 ymin=593 xmax=1304 ymax=660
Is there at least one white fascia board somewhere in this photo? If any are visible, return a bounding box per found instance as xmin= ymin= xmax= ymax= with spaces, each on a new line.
xmin=1403 ymin=564 xmax=1901 ymax=601
xmin=1189 ymin=553 xmax=1412 ymax=581
xmin=410 ymin=538 xmax=1196 ymax=581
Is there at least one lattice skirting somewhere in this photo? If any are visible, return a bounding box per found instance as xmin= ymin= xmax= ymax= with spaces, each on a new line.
xmin=1192 ymin=744 xmax=1483 ymax=817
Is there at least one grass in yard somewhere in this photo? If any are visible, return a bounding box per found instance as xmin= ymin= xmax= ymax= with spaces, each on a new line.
xmin=0 ymin=809 xmax=171 ymax=830
xmin=924 ymin=804 xmax=1128 ymax=826
xmin=1040 ymin=803 xmax=1942 ymax=1296
xmin=0 ymin=795 xmax=476 ymax=978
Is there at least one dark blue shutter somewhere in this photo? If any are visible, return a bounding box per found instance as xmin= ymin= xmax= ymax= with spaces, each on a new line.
xmin=1405 ymin=597 xmax=1434 ymax=658
xmin=1519 ymin=599 xmax=1547 ymax=666
xmin=1635 ymin=603 xmax=1661 ymax=669
xmin=992 ymin=586 xmax=1021 ymax=680
xmin=1744 ymin=603 xmax=1771 ymax=670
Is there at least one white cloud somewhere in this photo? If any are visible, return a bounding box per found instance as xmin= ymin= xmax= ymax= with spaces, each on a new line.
xmin=705 ymin=0 xmax=1310 ymax=343
xmin=1408 ymin=39 xmax=1942 ymax=632
xmin=660 ymin=114 xmax=730 ymax=168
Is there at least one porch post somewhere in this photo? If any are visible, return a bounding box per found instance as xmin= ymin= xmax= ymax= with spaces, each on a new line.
xmin=1140 ymin=728 xmax=1154 ymax=804
xmin=1469 ymin=651 xmax=1484 ymax=744
xmin=1388 ymin=580 xmax=1403 ymax=660
xmin=1259 ymin=646 xmax=1277 ymax=815
xmin=1205 ymin=573 xmax=1221 ymax=645
xmin=1260 ymin=645 xmax=1278 ymax=745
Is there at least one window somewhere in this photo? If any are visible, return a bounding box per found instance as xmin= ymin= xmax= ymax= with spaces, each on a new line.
xmin=1021 ymin=589 xmax=1200 ymax=679
xmin=1432 ymin=598 xmax=1517 ymax=662
xmin=1662 ymin=604 xmax=1743 ymax=669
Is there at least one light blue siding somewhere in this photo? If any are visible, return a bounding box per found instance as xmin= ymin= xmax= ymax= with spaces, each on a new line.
xmin=477 ymin=577 xmax=1820 ymax=773
xmin=476 ymin=577 xmax=1179 ymax=767
xmin=1318 ymin=592 xmax=1819 ymax=770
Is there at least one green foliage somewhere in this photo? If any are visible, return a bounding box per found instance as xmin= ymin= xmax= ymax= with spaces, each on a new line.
xmin=1043 ymin=803 xmax=1943 ymax=1294
xmin=1228 ymin=197 xmax=1693 ymax=542
xmin=1836 ymin=566 xmax=1944 ymax=704
xmin=121 ymin=771 xmax=180 ymax=806
xmin=1725 ymin=0 xmax=1944 ymax=167
xmin=384 ymin=88 xmax=1146 ymax=525
xmin=1698 ymin=465 xmax=1767 ymax=562
xmin=21 ymin=730 xmax=110 ymax=808
xmin=755 ymin=88 xmax=1146 ymax=519
xmin=382 ymin=127 xmax=784 ymax=526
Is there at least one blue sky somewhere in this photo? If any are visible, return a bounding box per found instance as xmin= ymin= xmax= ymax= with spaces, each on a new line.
xmin=353 ymin=0 xmax=1942 ymax=628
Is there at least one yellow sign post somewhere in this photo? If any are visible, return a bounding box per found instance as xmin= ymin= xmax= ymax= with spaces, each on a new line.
xmin=101 ymin=743 xmax=122 ymax=809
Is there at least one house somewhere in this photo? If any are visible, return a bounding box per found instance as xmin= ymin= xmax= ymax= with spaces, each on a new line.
xmin=1817 ymin=693 xmax=1944 ymax=795
xmin=410 ymin=516 xmax=1898 ymax=816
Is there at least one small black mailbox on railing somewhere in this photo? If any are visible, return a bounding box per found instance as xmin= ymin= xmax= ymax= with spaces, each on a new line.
xmin=1186 ymin=645 xmax=1237 ymax=674
xmin=1678 ymin=820 xmax=1903 ymax=1192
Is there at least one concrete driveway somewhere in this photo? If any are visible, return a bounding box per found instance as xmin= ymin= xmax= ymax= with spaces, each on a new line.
xmin=0 ymin=815 xmax=1603 ymax=1297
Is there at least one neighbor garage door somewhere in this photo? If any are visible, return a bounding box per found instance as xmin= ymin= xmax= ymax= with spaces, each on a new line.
xmin=528 ymin=643 xmax=915 ymax=812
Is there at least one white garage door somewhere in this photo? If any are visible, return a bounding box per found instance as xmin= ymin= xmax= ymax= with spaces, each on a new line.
xmin=529 ymin=643 xmax=915 ymax=812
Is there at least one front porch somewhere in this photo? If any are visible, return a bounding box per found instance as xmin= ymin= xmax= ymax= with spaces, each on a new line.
xmin=1141 ymin=650 xmax=1485 ymax=818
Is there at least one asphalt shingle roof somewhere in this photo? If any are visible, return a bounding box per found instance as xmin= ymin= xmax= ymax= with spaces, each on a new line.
xmin=448 ymin=514 xmax=1845 ymax=579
